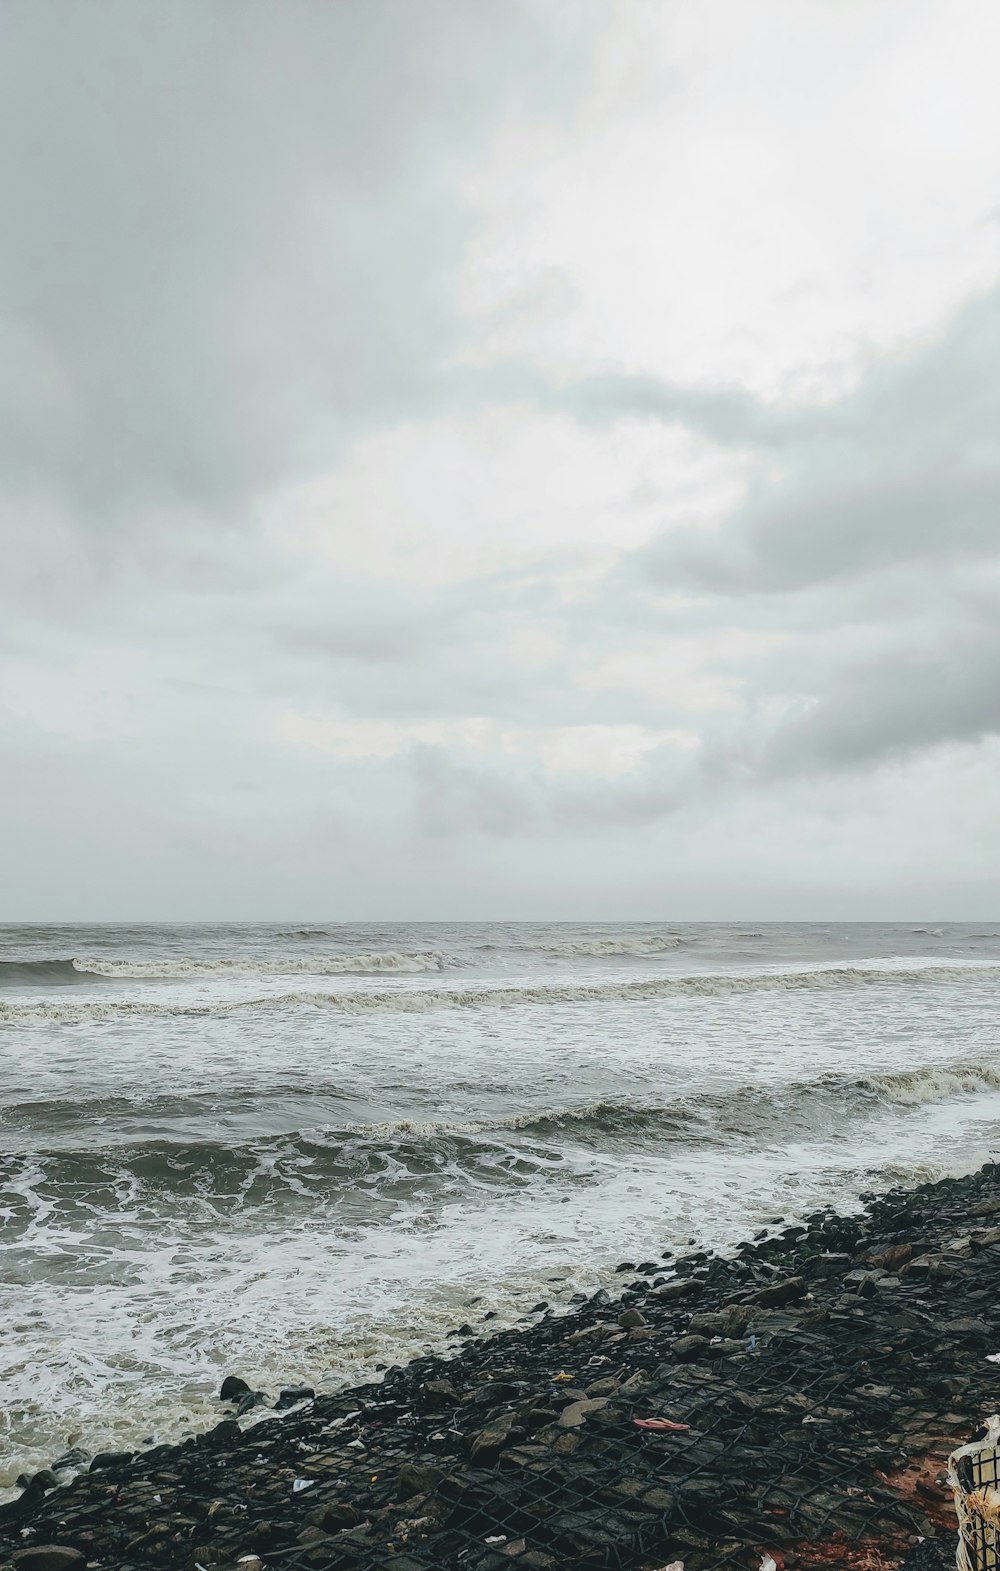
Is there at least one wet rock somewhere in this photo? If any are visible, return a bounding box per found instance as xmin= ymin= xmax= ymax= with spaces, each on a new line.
xmin=687 ymin=1304 xmax=752 ymax=1339
xmin=947 ymin=1316 xmax=991 ymax=1342
xmin=13 ymin=1550 xmax=87 ymax=1571
xmin=18 ymin=1471 xmax=58 ymax=1494
xmin=617 ymin=1307 xmax=646 ymax=1330
xmin=89 ymin=1450 xmax=135 ymax=1473
xmin=219 ymin=1374 xmax=253 ymax=1402
xmin=754 ymin=1274 xmax=807 ymax=1306
xmin=871 ymin=1242 xmax=913 ymax=1271
xmin=49 ymin=1448 xmax=89 ymax=1473
xmin=671 ymin=1333 xmax=712 ymax=1361
xmin=654 ymin=1277 xmax=703 ymax=1301
xmin=236 ymin=1390 xmax=269 ymax=1415
xmin=274 ymin=1384 xmax=315 ymax=1410
xmin=397 ymin=1461 xmax=445 ymax=1498
xmin=468 ymin=1411 xmax=521 ymax=1464
xmin=418 ymin=1379 xmax=462 ymax=1405
xmin=306 ymin=1502 xmax=364 ymax=1532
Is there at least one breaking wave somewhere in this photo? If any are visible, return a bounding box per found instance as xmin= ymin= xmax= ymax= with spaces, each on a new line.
xmin=544 ymin=934 xmax=687 ymax=957
xmin=7 ymin=1057 xmax=1000 ymax=1201
xmin=3 ymin=960 xmax=999 ymax=1025
xmin=863 ymin=1062 xmax=1000 ymax=1105
xmin=0 ymin=949 xmax=449 ymax=984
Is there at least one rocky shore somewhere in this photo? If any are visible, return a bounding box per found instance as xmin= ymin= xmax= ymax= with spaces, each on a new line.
xmin=6 ymin=1164 xmax=1000 ymax=1571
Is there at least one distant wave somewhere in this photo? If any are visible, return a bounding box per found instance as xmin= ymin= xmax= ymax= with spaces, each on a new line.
xmin=67 ymin=949 xmax=448 ymax=980
xmin=544 ymin=935 xmax=687 ymax=957
xmin=0 ymin=958 xmax=106 ymax=989
xmin=3 ymin=960 xmax=998 ymax=1024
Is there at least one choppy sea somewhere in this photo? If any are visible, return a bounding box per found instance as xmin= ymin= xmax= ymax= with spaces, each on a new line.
xmin=3 ymin=919 xmax=999 ymax=1490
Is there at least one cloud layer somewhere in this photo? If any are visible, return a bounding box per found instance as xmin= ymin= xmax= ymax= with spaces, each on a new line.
xmin=3 ymin=0 xmax=1000 ymax=918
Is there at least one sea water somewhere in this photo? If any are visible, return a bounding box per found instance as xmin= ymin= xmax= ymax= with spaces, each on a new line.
xmin=2 ymin=919 xmax=999 ymax=1489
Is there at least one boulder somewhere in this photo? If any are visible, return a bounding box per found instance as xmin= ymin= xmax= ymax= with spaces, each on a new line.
xmin=13 ymin=1550 xmax=86 ymax=1571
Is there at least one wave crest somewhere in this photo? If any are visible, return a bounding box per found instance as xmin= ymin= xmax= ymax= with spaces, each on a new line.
xmin=545 ymin=935 xmax=686 ymax=957
xmin=3 ymin=960 xmax=998 ymax=1024
xmin=71 ymin=950 xmax=448 ymax=979
xmin=864 ymin=1062 xmax=1000 ymax=1105
xmin=0 ymin=958 xmax=104 ymax=989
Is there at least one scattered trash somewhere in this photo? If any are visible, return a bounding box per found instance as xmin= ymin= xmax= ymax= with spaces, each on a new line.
xmin=949 ymin=1415 xmax=1000 ymax=1570
xmin=552 ymin=1370 xmax=573 ymax=1381
xmin=485 ymin=1535 xmax=507 ymax=1544
xmin=987 ymin=1353 xmax=1000 ymax=1364
xmin=748 ymin=1334 xmax=757 ymax=1351
xmin=292 ymin=1477 xmax=314 ymax=1493
xmin=634 ymin=1418 xmax=691 ymax=1432
xmin=760 ymin=1556 xmax=778 ymax=1571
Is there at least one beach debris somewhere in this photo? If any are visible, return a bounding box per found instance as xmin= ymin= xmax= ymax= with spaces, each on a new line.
xmin=760 ymin=1556 xmax=778 ymax=1571
xmin=950 ymin=1415 xmax=1000 ymax=1569
xmin=291 ymin=1477 xmax=314 ymax=1492
xmin=634 ymin=1417 xmax=691 ymax=1432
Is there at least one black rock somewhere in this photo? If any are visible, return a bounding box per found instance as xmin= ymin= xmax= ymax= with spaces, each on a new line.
xmin=49 ymin=1448 xmax=88 ymax=1473
xmin=238 ymin=1389 xmax=270 ymax=1415
xmin=89 ymin=1450 xmax=134 ymax=1473
xmin=273 ymin=1383 xmax=315 ymax=1409
xmin=220 ymin=1374 xmax=253 ymax=1402
xmin=13 ymin=1549 xmax=87 ymax=1571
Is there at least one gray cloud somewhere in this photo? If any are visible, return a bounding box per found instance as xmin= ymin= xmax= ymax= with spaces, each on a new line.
xmin=635 ymin=287 xmax=1000 ymax=594
xmin=0 ymin=0 xmax=600 ymax=517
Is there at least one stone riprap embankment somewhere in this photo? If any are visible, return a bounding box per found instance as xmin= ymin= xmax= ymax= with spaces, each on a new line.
xmin=7 ymin=1165 xmax=1000 ymax=1571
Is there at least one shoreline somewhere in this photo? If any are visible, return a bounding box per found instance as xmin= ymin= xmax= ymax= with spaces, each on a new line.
xmin=5 ymin=1166 xmax=1000 ymax=1571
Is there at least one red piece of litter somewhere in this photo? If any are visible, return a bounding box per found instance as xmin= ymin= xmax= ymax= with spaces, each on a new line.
xmin=633 ymin=1418 xmax=691 ymax=1432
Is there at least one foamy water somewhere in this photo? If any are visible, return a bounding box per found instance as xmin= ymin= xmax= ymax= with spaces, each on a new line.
xmin=2 ymin=919 xmax=1000 ymax=1490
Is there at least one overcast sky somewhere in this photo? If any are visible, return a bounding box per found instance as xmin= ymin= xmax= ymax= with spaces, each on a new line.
xmin=4 ymin=0 xmax=1000 ymax=921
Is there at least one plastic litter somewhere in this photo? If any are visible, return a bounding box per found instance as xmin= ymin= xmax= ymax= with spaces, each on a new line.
xmin=949 ymin=1413 xmax=1000 ymax=1570
xmin=634 ymin=1418 xmax=691 ymax=1432
xmin=760 ymin=1557 xmax=778 ymax=1571
xmin=292 ymin=1478 xmax=315 ymax=1493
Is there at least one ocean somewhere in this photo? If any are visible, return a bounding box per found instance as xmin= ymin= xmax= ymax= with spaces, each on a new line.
xmin=2 ymin=919 xmax=999 ymax=1491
